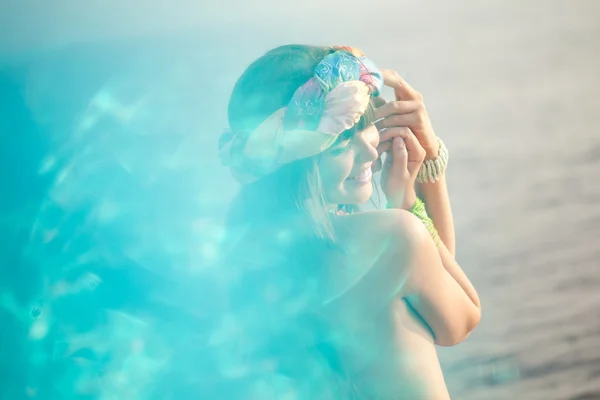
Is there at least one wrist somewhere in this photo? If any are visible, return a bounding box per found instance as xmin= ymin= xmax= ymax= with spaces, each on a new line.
xmin=417 ymin=171 xmax=447 ymax=189
xmin=386 ymin=189 xmax=417 ymax=211
xmin=424 ymin=143 xmax=440 ymax=161
xmin=417 ymin=174 xmax=447 ymax=198
xmin=402 ymin=191 xmax=417 ymax=210
xmin=416 ymin=137 xmax=448 ymax=184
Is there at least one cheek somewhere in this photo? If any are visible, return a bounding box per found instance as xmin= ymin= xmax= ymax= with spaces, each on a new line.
xmin=318 ymin=154 xmax=353 ymax=188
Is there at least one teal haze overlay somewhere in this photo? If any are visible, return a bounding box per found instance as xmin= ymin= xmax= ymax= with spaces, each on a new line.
xmin=2 ymin=1 xmax=600 ymax=398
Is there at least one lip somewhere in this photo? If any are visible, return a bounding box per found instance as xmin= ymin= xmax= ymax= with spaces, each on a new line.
xmin=347 ymin=167 xmax=372 ymax=184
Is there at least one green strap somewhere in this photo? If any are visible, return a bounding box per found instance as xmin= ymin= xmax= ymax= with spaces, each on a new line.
xmin=408 ymin=198 xmax=441 ymax=248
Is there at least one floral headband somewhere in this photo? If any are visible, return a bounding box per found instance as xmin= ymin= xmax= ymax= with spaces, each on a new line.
xmin=219 ymin=46 xmax=384 ymax=184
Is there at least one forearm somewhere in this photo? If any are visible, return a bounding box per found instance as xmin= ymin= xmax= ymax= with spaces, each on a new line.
xmin=417 ymin=175 xmax=479 ymax=310
xmin=403 ymin=215 xmax=481 ymax=346
xmin=436 ymin=239 xmax=480 ymax=310
xmin=417 ymin=174 xmax=456 ymax=255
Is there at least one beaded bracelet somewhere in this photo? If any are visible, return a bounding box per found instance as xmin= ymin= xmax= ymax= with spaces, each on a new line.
xmin=416 ymin=137 xmax=449 ymax=184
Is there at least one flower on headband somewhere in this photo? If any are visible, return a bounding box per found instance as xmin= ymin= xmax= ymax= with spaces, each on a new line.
xmin=221 ymin=47 xmax=383 ymax=184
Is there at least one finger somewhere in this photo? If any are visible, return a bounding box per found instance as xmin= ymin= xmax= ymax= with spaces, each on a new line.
xmin=375 ymin=113 xmax=420 ymax=131
xmin=378 ymin=126 xmax=412 ymax=143
xmin=390 ymin=137 xmax=408 ymax=172
xmin=380 ymin=69 xmax=422 ymax=101
xmin=402 ymin=131 xmax=426 ymax=163
xmin=383 ymin=127 xmax=426 ymax=163
xmin=374 ymin=100 xmax=420 ymax=120
xmin=393 ymin=75 xmax=421 ymax=102
xmin=381 ymin=69 xmax=402 ymax=88
xmin=376 ymin=140 xmax=392 ymax=155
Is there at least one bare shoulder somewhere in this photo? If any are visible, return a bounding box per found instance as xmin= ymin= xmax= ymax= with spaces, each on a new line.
xmin=333 ymin=208 xmax=430 ymax=250
xmin=322 ymin=209 xmax=431 ymax=308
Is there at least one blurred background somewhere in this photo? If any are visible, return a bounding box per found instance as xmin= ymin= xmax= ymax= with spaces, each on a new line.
xmin=0 ymin=0 xmax=599 ymax=399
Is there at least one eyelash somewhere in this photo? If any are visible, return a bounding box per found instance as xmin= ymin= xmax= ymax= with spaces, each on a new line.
xmin=330 ymin=141 xmax=351 ymax=155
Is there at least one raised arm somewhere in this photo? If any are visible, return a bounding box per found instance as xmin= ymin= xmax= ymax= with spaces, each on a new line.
xmin=418 ymin=174 xmax=481 ymax=310
xmin=327 ymin=207 xmax=480 ymax=347
xmin=374 ymin=69 xmax=481 ymax=341
xmin=397 ymin=209 xmax=481 ymax=345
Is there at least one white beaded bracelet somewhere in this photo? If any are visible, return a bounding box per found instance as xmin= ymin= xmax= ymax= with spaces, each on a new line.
xmin=416 ymin=138 xmax=448 ymax=183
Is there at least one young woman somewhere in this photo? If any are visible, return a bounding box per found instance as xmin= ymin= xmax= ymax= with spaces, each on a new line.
xmin=218 ymin=44 xmax=481 ymax=399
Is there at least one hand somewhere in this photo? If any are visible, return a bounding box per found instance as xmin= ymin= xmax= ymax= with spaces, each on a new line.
xmin=375 ymin=125 xmax=426 ymax=210
xmin=376 ymin=69 xmax=439 ymax=159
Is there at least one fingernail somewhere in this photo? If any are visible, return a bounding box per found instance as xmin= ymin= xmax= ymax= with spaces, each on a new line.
xmin=395 ymin=138 xmax=405 ymax=148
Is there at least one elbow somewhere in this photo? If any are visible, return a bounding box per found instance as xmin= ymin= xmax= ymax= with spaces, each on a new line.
xmin=436 ymin=304 xmax=482 ymax=347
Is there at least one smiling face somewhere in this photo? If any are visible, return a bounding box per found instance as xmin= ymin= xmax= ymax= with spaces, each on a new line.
xmin=317 ymin=123 xmax=380 ymax=206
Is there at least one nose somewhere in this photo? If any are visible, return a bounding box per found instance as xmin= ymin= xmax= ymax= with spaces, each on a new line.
xmin=356 ymin=125 xmax=379 ymax=163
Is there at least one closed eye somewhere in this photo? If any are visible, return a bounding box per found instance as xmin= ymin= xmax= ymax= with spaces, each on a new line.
xmin=329 ymin=140 xmax=351 ymax=155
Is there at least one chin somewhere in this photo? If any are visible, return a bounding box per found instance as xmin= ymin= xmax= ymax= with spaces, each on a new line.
xmin=341 ymin=181 xmax=373 ymax=205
